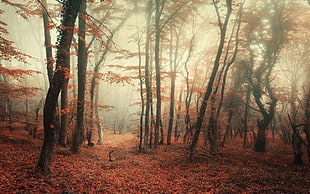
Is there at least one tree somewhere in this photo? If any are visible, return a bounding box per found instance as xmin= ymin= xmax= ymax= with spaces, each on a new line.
xmin=38 ymin=0 xmax=82 ymax=173
xmin=189 ymin=0 xmax=233 ymax=161
xmin=205 ymin=0 xmax=244 ymax=153
xmin=242 ymin=0 xmax=290 ymax=152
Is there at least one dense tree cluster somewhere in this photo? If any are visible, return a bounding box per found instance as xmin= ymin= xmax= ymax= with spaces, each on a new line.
xmin=0 ymin=0 xmax=309 ymax=173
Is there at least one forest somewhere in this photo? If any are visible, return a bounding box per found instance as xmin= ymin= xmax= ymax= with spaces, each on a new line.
xmin=0 ymin=0 xmax=310 ymax=193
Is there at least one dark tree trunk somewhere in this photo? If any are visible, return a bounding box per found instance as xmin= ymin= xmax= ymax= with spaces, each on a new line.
xmin=72 ymin=0 xmax=86 ymax=153
xmin=38 ymin=0 xmax=82 ymax=174
xmin=292 ymin=131 xmax=303 ymax=165
xmin=154 ymin=0 xmax=162 ymax=149
xmin=254 ymin=120 xmax=266 ymax=152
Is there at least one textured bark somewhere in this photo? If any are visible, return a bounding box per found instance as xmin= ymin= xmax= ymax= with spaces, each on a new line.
xmin=38 ymin=0 xmax=82 ymax=174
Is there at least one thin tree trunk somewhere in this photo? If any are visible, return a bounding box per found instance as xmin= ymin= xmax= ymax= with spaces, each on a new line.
xmin=38 ymin=0 xmax=81 ymax=174
xmin=95 ymin=84 xmax=104 ymax=145
xmin=154 ymin=0 xmax=162 ymax=149
xmin=143 ymin=0 xmax=153 ymax=152
xmin=138 ymin=39 xmax=144 ymax=151
xmin=167 ymin=27 xmax=179 ymax=145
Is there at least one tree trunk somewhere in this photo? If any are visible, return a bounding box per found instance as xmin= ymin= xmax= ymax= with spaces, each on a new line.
xmin=154 ymin=0 xmax=162 ymax=149
xmin=138 ymin=39 xmax=144 ymax=151
xmin=95 ymin=84 xmax=104 ymax=145
xmin=167 ymin=27 xmax=179 ymax=145
xmin=143 ymin=0 xmax=153 ymax=152
xmin=254 ymin=120 xmax=266 ymax=152
xmin=167 ymin=75 xmax=175 ymax=145
xmin=38 ymin=0 xmax=82 ymax=174
xmin=72 ymin=0 xmax=86 ymax=153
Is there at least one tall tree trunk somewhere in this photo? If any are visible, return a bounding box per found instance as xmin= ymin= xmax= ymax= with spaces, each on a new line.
xmin=154 ymin=0 xmax=162 ymax=149
xmin=143 ymin=0 xmax=153 ymax=152
xmin=72 ymin=0 xmax=86 ymax=153
xmin=189 ymin=0 xmax=232 ymax=161
xmin=38 ymin=0 xmax=81 ymax=174
xmin=137 ymin=36 xmax=144 ymax=151
xmin=167 ymin=26 xmax=180 ymax=145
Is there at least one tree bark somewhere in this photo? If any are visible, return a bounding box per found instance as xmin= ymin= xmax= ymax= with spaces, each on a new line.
xmin=38 ymin=0 xmax=82 ymax=174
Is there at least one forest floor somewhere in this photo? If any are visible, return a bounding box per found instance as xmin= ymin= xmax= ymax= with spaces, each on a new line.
xmin=0 ymin=122 xmax=310 ymax=193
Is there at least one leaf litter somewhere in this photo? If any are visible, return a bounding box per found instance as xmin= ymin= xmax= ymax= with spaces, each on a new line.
xmin=0 ymin=126 xmax=309 ymax=193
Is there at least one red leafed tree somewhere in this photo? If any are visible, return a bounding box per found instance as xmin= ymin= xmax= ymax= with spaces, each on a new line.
xmin=37 ymin=0 xmax=82 ymax=174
